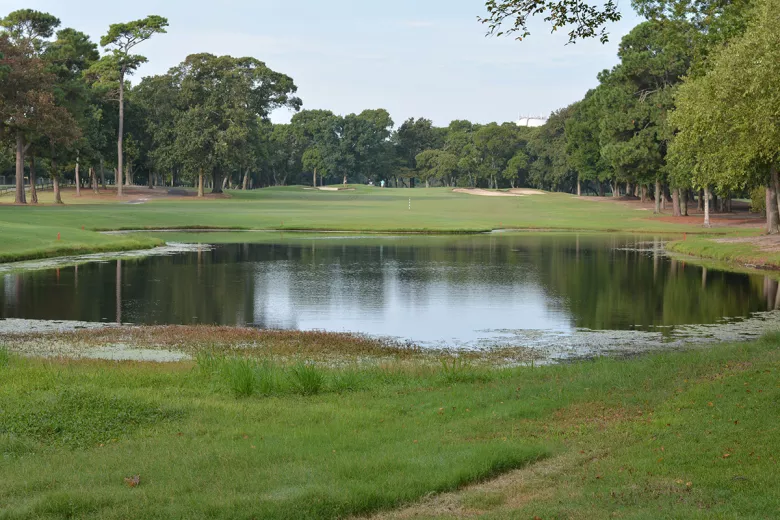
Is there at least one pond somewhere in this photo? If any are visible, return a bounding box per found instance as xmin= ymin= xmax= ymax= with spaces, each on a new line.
xmin=2 ymin=233 xmax=779 ymax=355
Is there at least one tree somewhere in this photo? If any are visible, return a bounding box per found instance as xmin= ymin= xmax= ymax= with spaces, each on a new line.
xmin=528 ymin=106 xmax=575 ymax=192
xmin=393 ymin=118 xmax=442 ymax=187
xmin=92 ymin=15 xmax=168 ymax=197
xmin=503 ymin=150 xmax=530 ymax=188
xmin=596 ymin=20 xmax=693 ymax=207
xmin=669 ymin=0 xmax=780 ymax=231
xmin=45 ymin=27 xmax=101 ymax=201
xmin=168 ymin=53 xmax=300 ymax=195
xmin=480 ymin=0 xmax=622 ymax=43
xmin=415 ymin=149 xmax=459 ymax=187
xmin=0 ymin=10 xmax=78 ymax=204
xmin=565 ymin=91 xmax=610 ymax=195
xmin=473 ymin=123 xmax=522 ymax=189
xmin=292 ymin=109 xmax=340 ymax=186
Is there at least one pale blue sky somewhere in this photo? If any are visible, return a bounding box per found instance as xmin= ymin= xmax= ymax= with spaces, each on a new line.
xmin=1 ymin=0 xmax=642 ymax=126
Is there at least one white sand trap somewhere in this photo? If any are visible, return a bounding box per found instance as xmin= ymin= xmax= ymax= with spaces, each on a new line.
xmin=303 ymin=187 xmax=356 ymax=191
xmin=453 ymin=188 xmax=546 ymax=197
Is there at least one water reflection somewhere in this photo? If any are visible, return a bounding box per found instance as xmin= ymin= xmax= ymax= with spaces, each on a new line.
xmin=0 ymin=234 xmax=776 ymax=346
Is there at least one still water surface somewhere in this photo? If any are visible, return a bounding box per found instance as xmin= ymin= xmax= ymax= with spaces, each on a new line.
xmin=1 ymin=234 xmax=778 ymax=349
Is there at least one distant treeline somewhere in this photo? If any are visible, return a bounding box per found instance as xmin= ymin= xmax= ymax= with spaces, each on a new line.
xmin=2 ymin=0 xmax=779 ymax=232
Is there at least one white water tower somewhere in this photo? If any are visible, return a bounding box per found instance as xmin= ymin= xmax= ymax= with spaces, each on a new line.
xmin=515 ymin=115 xmax=548 ymax=128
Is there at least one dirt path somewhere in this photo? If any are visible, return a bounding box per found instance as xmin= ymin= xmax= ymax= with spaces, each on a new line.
xmin=0 ymin=186 xmax=228 ymax=205
xmin=715 ymin=234 xmax=780 ymax=252
xmin=582 ymin=196 xmax=764 ymax=229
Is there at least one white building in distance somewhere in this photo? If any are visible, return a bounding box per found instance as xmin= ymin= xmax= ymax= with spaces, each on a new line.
xmin=515 ymin=116 xmax=548 ymax=128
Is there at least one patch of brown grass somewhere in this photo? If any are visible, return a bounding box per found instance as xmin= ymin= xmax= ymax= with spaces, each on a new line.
xmin=2 ymin=325 xmax=542 ymax=365
xmin=35 ymin=325 xmax=420 ymax=357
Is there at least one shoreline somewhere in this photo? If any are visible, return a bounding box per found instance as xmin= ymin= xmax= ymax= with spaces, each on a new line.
xmin=3 ymin=226 xmax=769 ymax=272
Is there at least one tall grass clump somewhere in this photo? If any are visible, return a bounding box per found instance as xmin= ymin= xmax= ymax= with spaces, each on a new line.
xmin=222 ymin=357 xmax=259 ymax=398
xmin=330 ymin=367 xmax=364 ymax=393
xmin=195 ymin=351 xmax=224 ymax=378
xmin=0 ymin=347 xmax=9 ymax=369
xmin=439 ymin=356 xmax=491 ymax=384
xmin=196 ymin=353 xmax=280 ymax=398
xmin=289 ymin=362 xmax=325 ymax=396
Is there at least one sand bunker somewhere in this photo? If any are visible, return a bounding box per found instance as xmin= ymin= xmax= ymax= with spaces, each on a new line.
xmin=303 ymin=187 xmax=356 ymax=191
xmin=453 ymin=188 xmax=546 ymax=197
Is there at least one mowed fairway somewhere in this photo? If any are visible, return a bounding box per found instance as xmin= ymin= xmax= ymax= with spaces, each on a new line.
xmin=0 ymin=186 xmax=734 ymax=263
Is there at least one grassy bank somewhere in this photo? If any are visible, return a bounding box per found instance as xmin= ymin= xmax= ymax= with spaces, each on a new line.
xmin=0 ymin=186 xmax=737 ymax=264
xmin=667 ymin=235 xmax=780 ymax=270
xmin=0 ymin=219 xmax=163 ymax=264
xmin=1 ymin=335 xmax=777 ymax=519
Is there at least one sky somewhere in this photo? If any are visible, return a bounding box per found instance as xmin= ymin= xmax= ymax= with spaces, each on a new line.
xmin=0 ymin=0 xmax=643 ymax=126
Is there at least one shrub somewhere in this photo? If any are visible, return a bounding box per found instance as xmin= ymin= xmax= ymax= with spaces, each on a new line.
xmin=750 ymin=186 xmax=766 ymax=214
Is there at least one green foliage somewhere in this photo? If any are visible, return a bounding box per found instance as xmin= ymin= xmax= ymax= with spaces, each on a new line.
xmin=0 ymin=9 xmax=60 ymax=47
xmin=480 ymin=0 xmax=622 ymax=43
xmin=750 ymin=186 xmax=766 ymax=214
xmin=0 ymin=346 xmax=9 ymax=368
xmin=669 ymin=0 xmax=780 ymax=199
xmin=99 ymin=15 xmax=168 ymax=64
xmin=289 ymin=362 xmax=325 ymax=396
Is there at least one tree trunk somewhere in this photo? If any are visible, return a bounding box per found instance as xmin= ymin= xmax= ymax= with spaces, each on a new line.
xmin=51 ymin=175 xmax=62 ymax=204
xmin=117 ymin=67 xmax=125 ymax=197
xmin=767 ymin=181 xmax=780 ymax=234
xmin=198 ymin=169 xmax=204 ymax=198
xmin=654 ymin=180 xmax=661 ymax=214
xmin=91 ymin=167 xmax=98 ymax=193
xmin=75 ymin=153 xmax=81 ymax=197
xmin=577 ymin=177 xmax=582 ymax=196
xmin=222 ymin=175 xmax=228 ymax=190
xmin=15 ymin=132 xmax=27 ymax=204
xmin=770 ymin=165 xmax=780 ymax=223
xmin=212 ymin=170 xmax=223 ymax=194
xmin=682 ymin=189 xmax=689 ymax=216
xmin=698 ymin=189 xmax=704 ymax=211
xmin=672 ymin=188 xmax=681 ymax=217
xmin=343 ymin=174 xmax=347 ymax=186
xmin=100 ymin=158 xmax=106 ymax=190
xmin=703 ymin=186 xmax=712 ymax=228
xmin=29 ymin=155 xmax=38 ymax=204
xmin=312 ymin=168 xmax=317 ymax=188
xmin=243 ymin=169 xmax=250 ymax=190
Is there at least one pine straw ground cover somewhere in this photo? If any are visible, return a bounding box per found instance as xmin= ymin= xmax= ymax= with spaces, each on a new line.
xmin=0 ymin=334 xmax=777 ymax=519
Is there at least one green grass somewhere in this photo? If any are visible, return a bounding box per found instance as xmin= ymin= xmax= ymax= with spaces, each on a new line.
xmin=0 ymin=186 xmax=739 ymax=264
xmin=1 ymin=336 xmax=778 ymax=519
xmin=667 ymin=235 xmax=780 ymax=269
